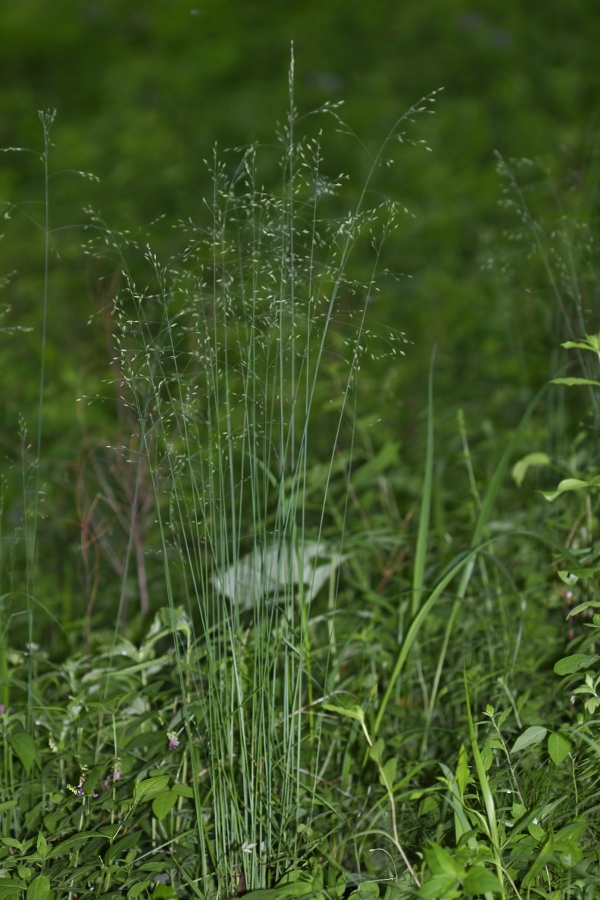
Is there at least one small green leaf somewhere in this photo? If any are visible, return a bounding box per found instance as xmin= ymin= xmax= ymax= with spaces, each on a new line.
xmin=369 ymin=738 xmax=385 ymax=764
xmin=548 ymin=732 xmax=571 ymax=766
xmin=17 ymin=868 xmax=32 ymax=881
xmin=528 ymin=822 xmax=545 ymax=841
xmin=27 ymin=875 xmax=50 ymax=900
xmin=128 ymin=882 xmax=151 ymax=899
xmin=0 ymin=801 xmax=18 ymax=813
xmin=558 ymin=570 xmax=579 ymax=585
xmin=511 ymin=726 xmax=547 ymax=754
xmin=8 ymin=733 xmax=37 ymax=774
xmin=554 ymin=654 xmax=598 ymax=676
xmin=82 ymin=765 xmax=103 ymax=796
xmin=463 ymin=865 xmax=503 ymax=895
xmin=152 ymin=790 xmax=178 ymax=820
xmin=133 ymin=775 xmax=170 ymax=802
xmin=36 ymin=833 xmax=48 ymax=859
xmin=379 ymin=758 xmax=397 ymax=790
xmin=171 ymin=783 xmax=194 ymax=798
xmin=511 ymin=452 xmax=551 ymax=487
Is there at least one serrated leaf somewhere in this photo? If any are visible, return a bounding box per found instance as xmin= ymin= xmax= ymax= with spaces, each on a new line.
xmin=152 ymin=790 xmax=178 ymax=820
xmin=27 ymin=875 xmax=50 ymax=900
xmin=548 ymin=732 xmax=571 ymax=766
xmin=511 ymin=726 xmax=547 ymax=754
xmin=463 ymin=866 xmax=503 ymax=895
xmin=554 ymin=654 xmax=598 ymax=675
xmin=8 ymin=733 xmax=37 ymax=774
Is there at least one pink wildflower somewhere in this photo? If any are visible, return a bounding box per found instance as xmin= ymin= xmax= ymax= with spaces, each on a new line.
xmin=167 ymin=731 xmax=180 ymax=750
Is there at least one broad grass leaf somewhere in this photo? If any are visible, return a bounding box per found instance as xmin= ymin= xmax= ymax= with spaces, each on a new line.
xmin=548 ymin=732 xmax=571 ymax=766
xmin=511 ymin=726 xmax=547 ymax=754
xmin=463 ymin=866 xmax=503 ymax=895
xmin=8 ymin=733 xmax=37 ymax=774
xmin=27 ymin=875 xmax=50 ymax=900
xmin=152 ymin=790 xmax=178 ymax=820
xmin=554 ymin=654 xmax=598 ymax=675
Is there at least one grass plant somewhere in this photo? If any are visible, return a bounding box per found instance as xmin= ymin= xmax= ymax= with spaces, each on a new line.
xmin=3 ymin=71 xmax=600 ymax=900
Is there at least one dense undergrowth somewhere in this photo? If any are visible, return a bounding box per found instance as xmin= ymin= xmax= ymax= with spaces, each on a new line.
xmin=2 ymin=80 xmax=600 ymax=900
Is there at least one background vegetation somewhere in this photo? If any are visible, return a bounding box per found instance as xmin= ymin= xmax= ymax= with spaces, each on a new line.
xmin=1 ymin=2 xmax=600 ymax=898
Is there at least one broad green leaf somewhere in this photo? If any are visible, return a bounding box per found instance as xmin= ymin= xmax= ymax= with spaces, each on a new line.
xmin=36 ymin=833 xmax=48 ymax=859
xmin=152 ymin=790 xmax=178 ymax=820
xmin=350 ymin=883 xmax=380 ymax=898
xmin=128 ymin=882 xmax=151 ymax=899
xmin=551 ymin=377 xmax=600 ymax=387
xmin=511 ymin=452 xmax=551 ymax=487
xmin=27 ymin=875 xmax=50 ymax=900
xmin=511 ymin=726 xmax=547 ymax=754
xmin=17 ymin=870 xmax=31 ymax=882
xmin=0 ymin=801 xmax=18 ymax=813
xmin=424 ymin=843 xmax=465 ymax=880
xmin=0 ymin=880 xmax=26 ymax=900
xmin=379 ymin=758 xmax=397 ymax=790
xmin=369 ymin=738 xmax=385 ymax=764
xmin=8 ymin=733 xmax=37 ymax=774
xmin=133 ymin=774 xmax=170 ymax=802
xmin=105 ymin=831 xmax=142 ymax=864
xmin=418 ymin=873 xmax=458 ymax=900
xmin=0 ymin=838 xmax=23 ymax=850
xmin=554 ymin=654 xmax=598 ymax=675
xmin=541 ymin=476 xmax=600 ymax=501
xmin=548 ymin=732 xmax=571 ymax=766
xmin=172 ymin=783 xmax=194 ymax=798
xmin=47 ymin=831 xmax=102 ymax=857
xmin=82 ymin=765 xmax=103 ymax=796
xmin=558 ymin=570 xmax=579 ymax=585
xmin=463 ymin=866 xmax=503 ymax=895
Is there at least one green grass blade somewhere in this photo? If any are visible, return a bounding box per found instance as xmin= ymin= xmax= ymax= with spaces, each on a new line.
xmin=412 ymin=348 xmax=436 ymax=617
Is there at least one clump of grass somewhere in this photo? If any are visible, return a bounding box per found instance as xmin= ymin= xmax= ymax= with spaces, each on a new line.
xmin=79 ymin=60 xmax=438 ymax=894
